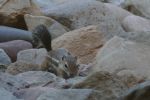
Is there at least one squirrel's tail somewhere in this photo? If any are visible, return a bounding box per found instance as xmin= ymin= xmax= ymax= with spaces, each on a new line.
xmin=32 ymin=24 xmax=52 ymax=51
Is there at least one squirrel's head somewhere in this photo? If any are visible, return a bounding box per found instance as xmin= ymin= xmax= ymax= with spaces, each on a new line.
xmin=58 ymin=55 xmax=79 ymax=79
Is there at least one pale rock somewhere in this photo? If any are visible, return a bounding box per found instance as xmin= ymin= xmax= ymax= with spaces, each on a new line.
xmin=94 ymin=36 xmax=150 ymax=84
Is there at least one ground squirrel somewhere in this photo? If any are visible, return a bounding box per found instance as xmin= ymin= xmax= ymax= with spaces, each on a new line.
xmin=32 ymin=25 xmax=79 ymax=79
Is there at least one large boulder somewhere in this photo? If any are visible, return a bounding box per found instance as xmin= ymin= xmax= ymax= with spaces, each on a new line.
xmin=0 ymin=49 xmax=11 ymax=65
xmin=24 ymin=14 xmax=68 ymax=39
xmin=43 ymin=0 xmax=125 ymax=39
xmin=0 ymin=40 xmax=33 ymax=62
xmin=72 ymin=71 xmax=128 ymax=100
xmin=123 ymin=0 xmax=150 ymax=19
xmin=94 ymin=36 xmax=150 ymax=86
xmin=52 ymin=25 xmax=104 ymax=64
xmin=0 ymin=0 xmax=40 ymax=29
xmin=122 ymin=15 xmax=150 ymax=32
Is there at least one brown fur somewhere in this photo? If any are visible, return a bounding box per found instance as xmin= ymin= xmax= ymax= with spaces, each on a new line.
xmin=42 ymin=48 xmax=79 ymax=79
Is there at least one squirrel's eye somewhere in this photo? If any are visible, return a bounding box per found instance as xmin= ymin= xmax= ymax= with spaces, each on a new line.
xmin=64 ymin=64 xmax=68 ymax=69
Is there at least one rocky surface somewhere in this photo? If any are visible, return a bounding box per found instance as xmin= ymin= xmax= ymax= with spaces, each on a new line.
xmin=0 ymin=0 xmax=150 ymax=100
xmin=94 ymin=36 xmax=150 ymax=86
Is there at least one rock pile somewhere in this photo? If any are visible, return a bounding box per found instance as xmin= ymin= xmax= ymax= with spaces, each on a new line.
xmin=0 ymin=0 xmax=150 ymax=100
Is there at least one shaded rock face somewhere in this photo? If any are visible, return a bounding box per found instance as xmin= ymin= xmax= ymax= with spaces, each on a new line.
xmin=0 ymin=40 xmax=33 ymax=62
xmin=120 ymin=81 xmax=150 ymax=100
xmin=72 ymin=71 xmax=128 ymax=100
xmin=122 ymin=0 xmax=150 ymax=19
xmin=52 ymin=25 xmax=103 ymax=64
xmin=94 ymin=36 xmax=150 ymax=86
xmin=43 ymin=0 xmax=125 ymax=39
xmin=24 ymin=14 xmax=68 ymax=39
xmin=122 ymin=15 xmax=150 ymax=32
xmin=0 ymin=49 xmax=11 ymax=65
